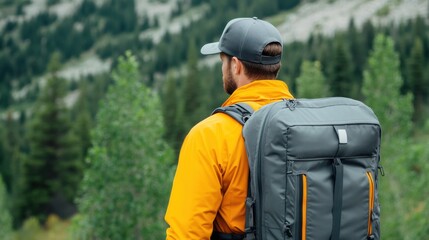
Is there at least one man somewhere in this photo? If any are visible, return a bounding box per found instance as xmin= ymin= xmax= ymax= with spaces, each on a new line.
xmin=165 ymin=17 xmax=294 ymax=239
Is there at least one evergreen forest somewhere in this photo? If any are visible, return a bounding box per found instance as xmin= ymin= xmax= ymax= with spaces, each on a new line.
xmin=0 ymin=0 xmax=428 ymax=239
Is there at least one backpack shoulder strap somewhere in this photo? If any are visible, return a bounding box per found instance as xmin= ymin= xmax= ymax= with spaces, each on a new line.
xmin=211 ymin=103 xmax=254 ymax=125
xmin=210 ymin=103 xmax=255 ymax=240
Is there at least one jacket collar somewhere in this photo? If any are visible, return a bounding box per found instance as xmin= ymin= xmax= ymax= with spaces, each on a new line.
xmin=222 ymin=80 xmax=294 ymax=107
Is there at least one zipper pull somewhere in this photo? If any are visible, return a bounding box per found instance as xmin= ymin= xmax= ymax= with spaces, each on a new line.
xmin=285 ymin=99 xmax=297 ymax=111
xmin=283 ymin=222 xmax=293 ymax=238
xmin=378 ymin=165 xmax=385 ymax=176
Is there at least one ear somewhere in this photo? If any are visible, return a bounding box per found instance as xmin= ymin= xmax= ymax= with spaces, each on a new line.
xmin=231 ymin=57 xmax=242 ymax=75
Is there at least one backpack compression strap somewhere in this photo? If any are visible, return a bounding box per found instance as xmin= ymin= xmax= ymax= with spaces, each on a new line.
xmin=211 ymin=103 xmax=254 ymax=125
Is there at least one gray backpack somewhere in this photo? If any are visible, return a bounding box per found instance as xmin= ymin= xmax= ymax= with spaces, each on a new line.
xmin=212 ymin=97 xmax=382 ymax=240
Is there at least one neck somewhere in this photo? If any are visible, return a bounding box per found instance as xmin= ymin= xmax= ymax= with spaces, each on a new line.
xmin=236 ymin=76 xmax=253 ymax=88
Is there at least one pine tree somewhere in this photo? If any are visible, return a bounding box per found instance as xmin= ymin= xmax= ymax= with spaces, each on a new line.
xmin=2 ymin=112 xmax=26 ymax=227
xmin=296 ymin=60 xmax=330 ymax=98
xmin=74 ymin=52 xmax=174 ymax=239
xmin=162 ymin=71 xmax=182 ymax=155
xmin=0 ymin=175 xmax=13 ymax=240
xmin=1 ymin=112 xmax=22 ymax=190
xmin=182 ymin=39 xmax=205 ymax=130
xmin=0 ymin=81 xmax=12 ymax=109
xmin=329 ymin=37 xmax=354 ymax=97
xmin=23 ymin=52 xmax=82 ymax=222
xmin=73 ymin=80 xmax=92 ymax=160
xmin=278 ymin=0 xmax=299 ymax=10
xmin=347 ymin=18 xmax=366 ymax=96
xmin=362 ymin=20 xmax=375 ymax=55
xmin=407 ymin=37 xmax=427 ymax=123
xmin=101 ymin=0 xmax=137 ymax=33
xmin=0 ymin=116 xmax=11 ymax=193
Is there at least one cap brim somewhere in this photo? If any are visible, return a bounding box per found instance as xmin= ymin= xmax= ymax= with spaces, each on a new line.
xmin=201 ymin=42 xmax=221 ymax=55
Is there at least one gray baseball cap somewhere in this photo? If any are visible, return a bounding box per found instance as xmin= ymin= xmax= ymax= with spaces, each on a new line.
xmin=200 ymin=17 xmax=283 ymax=64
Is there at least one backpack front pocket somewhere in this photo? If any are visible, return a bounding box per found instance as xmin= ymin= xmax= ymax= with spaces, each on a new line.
xmin=291 ymin=161 xmax=334 ymax=240
xmin=340 ymin=160 xmax=377 ymax=240
xmin=291 ymin=158 xmax=377 ymax=240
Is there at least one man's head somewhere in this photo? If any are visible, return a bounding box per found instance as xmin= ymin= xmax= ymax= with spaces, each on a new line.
xmin=200 ymin=17 xmax=283 ymax=93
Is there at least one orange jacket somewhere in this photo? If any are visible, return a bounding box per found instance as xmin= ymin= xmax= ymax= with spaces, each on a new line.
xmin=165 ymin=80 xmax=294 ymax=239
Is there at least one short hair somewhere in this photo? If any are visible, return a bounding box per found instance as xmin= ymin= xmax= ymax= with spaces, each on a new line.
xmin=241 ymin=43 xmax=282 ymax=80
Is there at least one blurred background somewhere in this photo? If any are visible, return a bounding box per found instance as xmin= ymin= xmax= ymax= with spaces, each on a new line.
xmin=0 ymin=0 xmax=428 ymax=239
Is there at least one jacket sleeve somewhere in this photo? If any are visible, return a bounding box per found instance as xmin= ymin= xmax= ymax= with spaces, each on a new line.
xmin=165 ymin=123 xmax=224 ymax=240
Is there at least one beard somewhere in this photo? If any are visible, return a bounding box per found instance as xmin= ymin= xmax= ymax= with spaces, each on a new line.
xmin=224 ymin=66 xmax=237 ymax=95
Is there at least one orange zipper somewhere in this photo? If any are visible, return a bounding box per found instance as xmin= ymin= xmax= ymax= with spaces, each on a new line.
xmin=302 ymin=174 xmax=307 ymax=240
xmin=366 ymin=172 xmax=375 ymax=236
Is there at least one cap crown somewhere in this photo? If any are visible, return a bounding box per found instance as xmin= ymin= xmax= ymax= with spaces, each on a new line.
xmin=201 ymin=17 xmax=283 ymax=64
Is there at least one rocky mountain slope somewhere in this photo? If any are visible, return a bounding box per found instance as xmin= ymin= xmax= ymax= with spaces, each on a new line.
xmin=1 ymin=0 xmax=427 ymax=109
